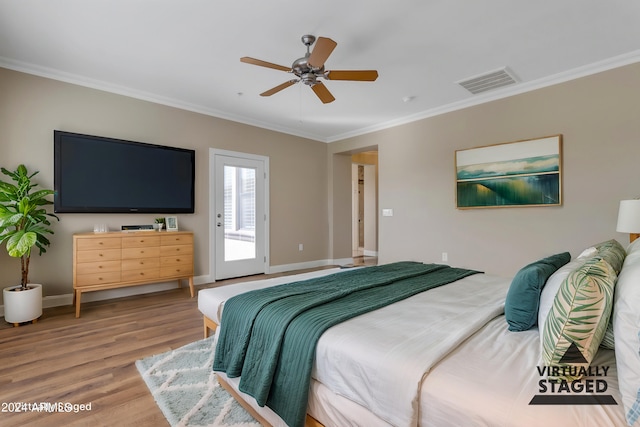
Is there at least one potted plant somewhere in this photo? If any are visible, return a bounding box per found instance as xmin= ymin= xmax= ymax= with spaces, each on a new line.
xmin=154 ymin=217 xmax=165 ymax=231
xmin=0 ymin=164 xmax=59 ymax=326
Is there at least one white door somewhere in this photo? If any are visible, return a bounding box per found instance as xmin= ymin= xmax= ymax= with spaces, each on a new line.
xmin=211 ymin=150 xmax=268 ymax=280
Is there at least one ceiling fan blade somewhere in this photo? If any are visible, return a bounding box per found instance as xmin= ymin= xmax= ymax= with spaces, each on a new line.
xmin=241 ymin=57 xmax=291 ymax=72
xmin=311 ymin=82 xmax=335 ymax=104
xmin=326 ymin=70 xmax=379 ymax=81
xmin=308 ymin=37 xmax=337 ymax=68
xmin=260 ymin=80 xmax=297 ymax=97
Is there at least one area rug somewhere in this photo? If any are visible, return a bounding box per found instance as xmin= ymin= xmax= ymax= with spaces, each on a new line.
xmin=135 ymin=336 xmax=260 ymax=427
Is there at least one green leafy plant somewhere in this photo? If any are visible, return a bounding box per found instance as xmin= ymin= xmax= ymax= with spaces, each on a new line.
xmin=154 ymin=217 xmax=166 ymax=224
xmin=0 ymin=165 xmax=59 ymax=289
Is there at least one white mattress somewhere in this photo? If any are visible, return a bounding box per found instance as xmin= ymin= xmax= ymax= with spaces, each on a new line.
xmin=198 ymin=268 xmax=345 ymax=324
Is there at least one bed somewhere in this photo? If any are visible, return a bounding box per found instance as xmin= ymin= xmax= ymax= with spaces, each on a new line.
xmin=198 ymin=239 xmax=640 ymax=427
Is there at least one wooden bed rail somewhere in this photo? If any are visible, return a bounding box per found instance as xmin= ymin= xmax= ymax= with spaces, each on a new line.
xmin=204 ymin=315 xmax=218 ymax=338
xmin=216 ymin=375 xmax=325 ymax=427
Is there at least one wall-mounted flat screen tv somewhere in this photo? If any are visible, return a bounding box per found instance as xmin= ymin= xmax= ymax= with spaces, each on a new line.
xmin=54 ymin=130 xmax=195 ymax=213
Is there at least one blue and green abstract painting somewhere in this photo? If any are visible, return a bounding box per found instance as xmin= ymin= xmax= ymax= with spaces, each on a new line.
xmin=456 ymin=154 xmax=560 ymax=208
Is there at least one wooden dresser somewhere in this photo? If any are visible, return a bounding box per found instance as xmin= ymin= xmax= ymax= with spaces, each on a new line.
xmin=73 ymin=231 xmax=194 ymax=317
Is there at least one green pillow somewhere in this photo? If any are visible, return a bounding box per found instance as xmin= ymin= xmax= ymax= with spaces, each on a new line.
xmin=542 ymin=257 xmax=617 ymax=381
xmin=595 ymin=239 xmax=626 ymax=274
xmin=505 ymin=252 xmax=571 ymax=332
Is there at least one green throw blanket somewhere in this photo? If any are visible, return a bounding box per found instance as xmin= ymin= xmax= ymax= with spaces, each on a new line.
xmin=213 ymin=261 xmax=480 ymax=427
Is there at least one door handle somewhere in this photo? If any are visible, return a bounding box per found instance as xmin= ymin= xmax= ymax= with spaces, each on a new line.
xmin=217 ymin=222 xmax=222 ymax=227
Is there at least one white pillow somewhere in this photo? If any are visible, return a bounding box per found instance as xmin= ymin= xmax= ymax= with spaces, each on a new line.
xmin=537 ymin=259 xmax=587 ymax=337
xmin=577 ymin=246 xmax=598 ymax=259
xmin=615 ymin=238 xmax=640 ymax=426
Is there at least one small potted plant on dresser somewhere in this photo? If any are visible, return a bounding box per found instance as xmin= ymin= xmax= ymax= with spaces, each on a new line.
xmin=153 ymin=217 xmax=165 ymax=231
xmin=0 ymin=165 xmax=59 ymax=326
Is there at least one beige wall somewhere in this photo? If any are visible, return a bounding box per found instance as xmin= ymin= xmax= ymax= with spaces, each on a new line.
xmin=329 ymin=62 xmax=640 ymax=277
xmin=0 ymin=67 xmax=329 ymax=298
xmin=3 ymin=60 xmax=639 ymax=302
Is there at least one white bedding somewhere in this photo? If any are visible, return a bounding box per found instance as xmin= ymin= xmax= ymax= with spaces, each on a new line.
xmin=422 ymin=315 xmax=626 ymax=427
xmin=313 ymin=273 xmax=509 ymax=427
xmin=200 ymin=267 xmax=628 ymax=427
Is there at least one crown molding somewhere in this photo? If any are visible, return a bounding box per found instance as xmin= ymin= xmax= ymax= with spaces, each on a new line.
xmin=3 ymin=49 xmax=640 ymax=144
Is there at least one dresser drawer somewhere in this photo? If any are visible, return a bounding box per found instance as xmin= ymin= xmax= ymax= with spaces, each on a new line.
xmin=161 ymin=265 xmax=194 ymax=278
xmin=161 ymin=234 xmax=194 ymax=246
xmin=122 ymin=258 xmax=160 ymax=271
xmin=76 ymin=260 xmax=121 ymax=275
xmin=122 ymin=235 xmax=161 ymax=248
xmin=76 ymin=238 xmax=121 ymax=251
xmin=76 ymin=248 xmax=121 ymax=263
xmin=160 ymin=244 xmax=193 ymax=257
xmin=76 ymin=271 xmax=121 ymax=287
xmin=121 ymin=268 xmax=160 ymax=282
xmin=122 ymin=247 xmax=161 ymax=259
xmin=160 ymin=254 xmax=193 ymax=267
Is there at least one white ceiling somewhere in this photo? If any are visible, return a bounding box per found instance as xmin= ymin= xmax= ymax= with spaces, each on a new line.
xmin=1 ymin=1 xmax=640 ymax=143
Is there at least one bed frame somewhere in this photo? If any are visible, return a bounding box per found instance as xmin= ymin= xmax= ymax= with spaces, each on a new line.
xmin=204 ymin=316 xmax=326 ymax=427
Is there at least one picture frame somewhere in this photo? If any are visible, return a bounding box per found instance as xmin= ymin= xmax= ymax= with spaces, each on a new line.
xmin=165 ymin=216 xmax=179 ymax=231
xmin=455 ymin=135 xmax=562 ymax=209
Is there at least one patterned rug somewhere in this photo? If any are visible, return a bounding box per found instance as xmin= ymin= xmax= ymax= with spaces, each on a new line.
xmin=135 ymin=336 xmax=260 ymax=427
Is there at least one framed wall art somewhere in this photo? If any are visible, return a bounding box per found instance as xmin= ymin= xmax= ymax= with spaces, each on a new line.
xmin=455 ymin=135 xmax=562 ymax=209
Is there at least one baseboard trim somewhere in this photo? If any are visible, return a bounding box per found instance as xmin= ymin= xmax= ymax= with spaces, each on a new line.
xmin=268 ymin=258 xmax=353 ymax=274
xmin=1 ymin=275 xmax=211 ymax=318
xmin=1 ymin=261 xmax=358 ymax=318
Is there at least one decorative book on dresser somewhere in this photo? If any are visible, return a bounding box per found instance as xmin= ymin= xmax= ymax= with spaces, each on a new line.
xmin=72 ymin=231 xmax=194 ymax=317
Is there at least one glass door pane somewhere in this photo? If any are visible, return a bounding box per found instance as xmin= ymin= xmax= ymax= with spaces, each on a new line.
xmin=223 ymin=165 xmax=256 ymax=261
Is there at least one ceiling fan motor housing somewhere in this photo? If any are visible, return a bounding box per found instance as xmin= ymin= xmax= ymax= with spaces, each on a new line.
xmin=292 ymin=57 xmax=324 ymax=85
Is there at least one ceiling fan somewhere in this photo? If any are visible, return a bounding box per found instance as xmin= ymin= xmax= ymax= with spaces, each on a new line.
xmin=240 ymin=35 xmax=378 ymax=104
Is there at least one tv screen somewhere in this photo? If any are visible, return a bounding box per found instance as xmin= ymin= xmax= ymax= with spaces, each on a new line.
xmin=54 ymin=130 xmax=195 ymax=213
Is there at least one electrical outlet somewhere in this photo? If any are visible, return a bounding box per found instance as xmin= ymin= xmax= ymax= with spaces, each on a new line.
xmin=442 ymin=252 xmax=448 ymax=262
xmin=299 ymin=243 xmax=304 ymax=251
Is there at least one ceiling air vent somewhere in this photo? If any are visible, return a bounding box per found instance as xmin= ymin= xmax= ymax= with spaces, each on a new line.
xmin=457 ymin=67 xmax=518 ymax=95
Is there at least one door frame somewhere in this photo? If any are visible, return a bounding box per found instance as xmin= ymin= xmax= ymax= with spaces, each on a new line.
xmin=209 ymin=148 xmax=270 ymax=281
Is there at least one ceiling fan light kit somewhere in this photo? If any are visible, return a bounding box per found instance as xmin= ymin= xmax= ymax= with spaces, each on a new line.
xmin=240 ymin=34 xmax=378 ymax=104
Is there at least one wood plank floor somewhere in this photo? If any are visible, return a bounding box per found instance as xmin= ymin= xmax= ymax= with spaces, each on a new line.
xmin=0 ymin=267 xmax=343 ymax=427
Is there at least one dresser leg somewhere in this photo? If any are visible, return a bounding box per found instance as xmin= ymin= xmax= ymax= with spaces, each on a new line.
xmin=75 ymin=291 xmax=82 ymax=318
xmin=189 ymin=277 xmax=194 ymax=298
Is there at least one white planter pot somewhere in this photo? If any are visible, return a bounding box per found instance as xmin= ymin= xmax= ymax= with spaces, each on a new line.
xmin=3 ymin=284 xmax=43 ymax=324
